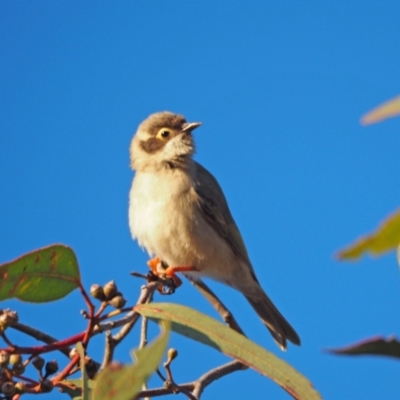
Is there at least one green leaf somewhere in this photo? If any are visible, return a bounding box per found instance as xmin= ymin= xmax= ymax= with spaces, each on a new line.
xmin=58 ymin=379 xmax=95 ymax=400
xmin=327 ymin=336 xmax=400 ymax=359
xmin=337 ymin=209 xmax=400 ymax=260
xmin=135 ymin=303 xmax=321 ymax=400
xmin=91 ymin=321 xmax=170 ymax=400
xmin=0 ymin=244 xmax=80 ymax=303
xmin=76 ymin=342 xmax=89 ymax=400
xmin=361 ymin=94 xmax=400 ymax=125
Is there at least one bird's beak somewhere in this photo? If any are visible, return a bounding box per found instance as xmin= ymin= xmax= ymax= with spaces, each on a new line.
xmin=181 ymin=122 xmax=202 ymax=133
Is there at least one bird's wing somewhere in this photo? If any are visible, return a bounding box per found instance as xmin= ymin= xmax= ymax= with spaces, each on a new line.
xmin=193 ymin=162 xmax=257 ymax=279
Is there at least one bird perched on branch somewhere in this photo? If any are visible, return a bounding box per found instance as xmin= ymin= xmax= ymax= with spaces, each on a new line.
xmin=128 ymin=111 xmax=300 ymax=350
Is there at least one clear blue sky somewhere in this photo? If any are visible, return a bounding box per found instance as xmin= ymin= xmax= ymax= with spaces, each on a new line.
xmin=1 ymin=2 xmax=400 ymax=399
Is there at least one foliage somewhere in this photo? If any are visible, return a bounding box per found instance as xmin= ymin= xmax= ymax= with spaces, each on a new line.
xmin=0 ymin=245 xmax=319 ymax=399
xmin=332 ymin=95 xmax=400 ymax=359
xmin=2 ymin=96 xmax=399 ymax=399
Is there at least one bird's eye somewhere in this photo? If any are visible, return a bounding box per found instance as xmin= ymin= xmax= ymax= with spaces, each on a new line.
xmin=156 ymin=128 xmax=172 ymax=140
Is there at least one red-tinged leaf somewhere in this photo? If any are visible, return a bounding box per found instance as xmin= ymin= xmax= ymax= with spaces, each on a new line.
xmin=91 ymin=322 xmax=170 ymax=400
xmin=337 ymin=209 xmax=400 ymax=260
xmin=0 ymin=244 xmax=80 ymax=303
xmin=135 ymin=302 xmax=321 ymax=400
xmin=361 ymin=94 xmax=400 ymax=125
xmin=327 ymin=336 xmax=400 ymax=359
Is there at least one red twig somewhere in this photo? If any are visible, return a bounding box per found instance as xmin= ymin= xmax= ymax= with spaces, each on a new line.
xmin=52 ymin=353 xmax=80 ymax=383
xmin=0 ymin=332 xmax=86 ymax=355
xmin=51 ymin=283 xmax=98 ymax=383
xmin=78 ymin=282 xmax=96 ymax=345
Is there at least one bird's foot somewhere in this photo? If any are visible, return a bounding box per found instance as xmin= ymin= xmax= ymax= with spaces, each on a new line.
xmin=162 ymin=265 xmax=198 ymax=287
xmin=146 ymin=258 xmax=197 ymax=294
xmin=147 ymin=257 xmax=162 ymax=273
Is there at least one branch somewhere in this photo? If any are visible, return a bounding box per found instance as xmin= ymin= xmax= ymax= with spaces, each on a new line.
xmin=136 ymin=383 xmax=194 ymax=398
xmin=188 ymin=278 xmax=246 ymax=336
xmin=10 ymin=323 xmax=71 ymax=358
xmin=136 ymin=361 xmax=246 ymax=399
xmin=100 ymin=331 xmax=114 ymax=370
xmin=112 ymin=282 xmax=156 ymax=344
xmin=136 ymin=278 xmax=249 ymax=399
xmin=95 ymin=281 xmax=159 ymax=372
xmin=191 ymin=360 xmax=247 ymax=398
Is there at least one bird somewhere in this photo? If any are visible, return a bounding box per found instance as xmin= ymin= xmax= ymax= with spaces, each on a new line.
xmin=128 ymin=111 xmax=300 ymax=350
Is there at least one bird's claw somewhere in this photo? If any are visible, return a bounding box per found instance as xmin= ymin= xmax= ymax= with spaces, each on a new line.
xmin=146 ymin=257 xmax=197 ymax=294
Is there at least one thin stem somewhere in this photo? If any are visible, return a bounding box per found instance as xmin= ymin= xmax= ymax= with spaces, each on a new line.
xmin=0 ymin=332 xmax=85 ymax=355
xmin=188 ymin=278 xmax=246 ymax=336
xmin=191 ymin=360 xmax=247 ymax=398
xmin=111 ymin=282 xmax=157 ymax=345
xmin=10 ymin=323 xmax=71 ymax=358
xmin=100 ymin=331 xmax=114 ymax=370
xmin=139 ymin=313 xmax=149 ymax=400
xmin=139 ymin=315 xmax=148 ymax=350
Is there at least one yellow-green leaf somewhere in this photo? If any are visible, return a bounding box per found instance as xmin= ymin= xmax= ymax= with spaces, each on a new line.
xmin=135 ymin=303 xmax=320 ymax=400
xmin=337 ymin=209 xmax=400 ymax=260
xmin=58 ymin=379 xmax=95 ymax=400
xmin=91 ymin=321 xmax=170 ymax=400
xmin=361 ymin=94 xmax=400 ymax=125
xmin=76 ymin=342 xmax=89 ymax=400
xmin=0 ymin=244 xmax=80 ymax=303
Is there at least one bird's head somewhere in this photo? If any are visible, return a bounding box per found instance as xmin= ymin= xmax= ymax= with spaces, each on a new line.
xmin=130 ymin=111 xmax=202 ymax=172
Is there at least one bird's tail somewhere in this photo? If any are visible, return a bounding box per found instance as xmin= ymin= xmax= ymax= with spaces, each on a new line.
xmin=245 ymin=289 xmax=300 ymax=350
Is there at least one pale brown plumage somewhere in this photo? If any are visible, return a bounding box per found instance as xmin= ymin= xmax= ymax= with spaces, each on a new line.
xmin=129 ymin=111 xmax=300 ymax=349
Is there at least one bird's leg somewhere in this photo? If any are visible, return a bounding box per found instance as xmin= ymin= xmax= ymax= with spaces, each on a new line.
xmin=162 ymin=265 xmax=198 ymax=287
xmin=147 ymin=257 xmax=161 ymax=273
xmin=147 ymin=258 xmax=197 ymax=288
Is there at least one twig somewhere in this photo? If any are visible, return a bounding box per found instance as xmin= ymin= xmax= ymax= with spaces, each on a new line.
xmin=191 ymin=360 xmax=247 ymax=398
xmin=136 ymin=360 xmax=246 ymax=399
xmin=1 ymin=332 xmax=15 ymax=348
xmin=111 ymin=282 xmax=157 ymax=344
xmin=100 ymin=331 xmax=114 ymax=370
xmin=78 ymin=282 xmax=95 ymax=319
xmin=136 ymin=383 xmax=194 ymax=398
xmin=0 ymin=332 xmax=85 ymax=355
xmin=10 ymin=323 xmax=71 ymax=357
xmin=98 ymin=307 xmax=133 ymax=321
xmin=139 ymin=315 xmax=148 ymax=350
xmin=52 ymin=284 xmax=98 ymax=384
xmin=78 ymin=283 xmax=96 ymax=346
xmin=90 ymin=282 xmax=157 ymax=337
xmin=139 ymin=313 xmax=149 ymax=400
xmin=188 ymin=278 xmax=246 ymax=336
xmin=187 ymin=278 xmax=248 ymax=398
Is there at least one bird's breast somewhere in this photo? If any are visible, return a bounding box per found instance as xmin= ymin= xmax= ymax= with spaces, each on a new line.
xmin=129 ymin=170 xmax=200 ymax=264
xmin=129 ymin=168 xmax=243 ymax=285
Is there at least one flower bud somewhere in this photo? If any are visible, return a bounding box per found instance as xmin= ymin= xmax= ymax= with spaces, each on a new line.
xmin=0 ymin=350 xmax=10 ymax=366
xmin=45 ymin=360 xmax=59 ymax=377
xmin=40 ymin=379 xmax=54 ymax=393
xmin=85 ymin=357 xmax=99 ymax=379
xmin=167 ymin=348 xmax=178 ymax=361
xmin=32 ymin=356 xmax=45 ymax=371
xmin=0 ymin=310 xmax=18 ymax=329
xmin=90 ymin=284 xmax=106 ymax=301
xmin=103 ymin=280 xmax=118 ymax=299
xmin=12 ymin=361 xmax=25 ymax=375
xmin=108 ymin=294 xmax=126 ymax=309
xmin=1 ymin=381 xmax=15 ymax=396
xmin=14 ymin=381 xmax=27 ymax=394
xmin=9 ymin=353 xmax=22 ymax=366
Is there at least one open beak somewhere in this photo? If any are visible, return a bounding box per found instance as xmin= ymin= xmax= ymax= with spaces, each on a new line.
xmin=181 ymin=122 xmax=202 ymax=133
